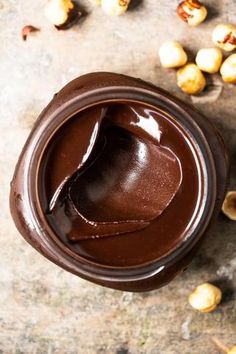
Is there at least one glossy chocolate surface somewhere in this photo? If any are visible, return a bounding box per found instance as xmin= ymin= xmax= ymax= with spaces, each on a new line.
xmin=40 ymin=102 xmax=202 ymax=267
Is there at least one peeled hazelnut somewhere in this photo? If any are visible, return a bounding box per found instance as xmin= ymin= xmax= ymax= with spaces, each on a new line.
xmin=45 ymin=0 xmax=74 ymax=26
xmin=220 ymin=55 xmax=236 ymax=84
xmin=222 ymin=191 xmax=236 ymax=220
xmin=45 ymin=0 xmax=82 ymax=29
xmin=90 ymin=0 xmax=101 ymax=5
xmin=158 ymin=41 xmax=188 ymax=69
xmin=101 ymin=0 xmax=130 ymax=16
xmin=212 ymin=24 xmax=236 ymax=52
xmin=212 ymin=338 xmax=236 ymax=354
xmin=177 ymin=63 xmax=206 ymax=95
xmin=196 ymin=48 xmax=223 ymax=74
xmin=189 ymin=283 xmax=222 ymax=312
xmin=177 ymin=0 xmax=207 ymax=27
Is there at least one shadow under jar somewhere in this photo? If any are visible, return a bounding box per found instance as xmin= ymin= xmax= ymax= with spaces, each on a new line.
xmin=10 ymin=72 xmax=229 ymax=292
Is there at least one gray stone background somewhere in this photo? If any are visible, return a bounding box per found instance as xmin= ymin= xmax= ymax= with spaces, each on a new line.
xmin=0 ymin=0 xmax=236 ymax=353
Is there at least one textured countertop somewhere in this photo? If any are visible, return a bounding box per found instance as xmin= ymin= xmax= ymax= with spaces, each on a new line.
xmin=0 ymin=1 xmax=236 ymax=353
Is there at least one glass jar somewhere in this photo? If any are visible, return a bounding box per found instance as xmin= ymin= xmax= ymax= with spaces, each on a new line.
xmin=10 ymin=73 xmax=229 ymax=291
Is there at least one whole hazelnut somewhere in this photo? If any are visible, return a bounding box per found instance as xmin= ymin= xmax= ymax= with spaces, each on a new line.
xmin=101 ymin=0 xmax=130 ymax=16
xmin=159 ymin=41 xmax=188 ymax=68
xmin=45 ymin=0 xmax=74 ymax=26
xmin=189 ymin=283 xmax=222 ymax=313
xmin=177 ymin=0 xmax=207 ymax=27
xmin=212 ymin=24 xmax=236 ymax=52
xmin=177 ymin=63 xmax=206 ymax=95
xmin=220 ymin=55 xmax=236 ymax=84
xmin=196 ymin=48 xmax=223 ymax=74
xmin=222 ymin=191 xmax=236 ymax=219
xmin=212 ymin=338 xmax=236 ymax=354
xmin=228 ymin=347 xmax=236 ymax=354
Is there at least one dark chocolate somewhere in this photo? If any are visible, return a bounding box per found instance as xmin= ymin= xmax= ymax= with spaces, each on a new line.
xmin=40 ymin=101 xmax=201 ymax=266
xmin=45 ymin=103 xmax=182 ymax=241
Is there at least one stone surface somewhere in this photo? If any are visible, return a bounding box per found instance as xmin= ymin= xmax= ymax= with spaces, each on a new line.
xmin=0 ymin=0 xmax=236 ymax=353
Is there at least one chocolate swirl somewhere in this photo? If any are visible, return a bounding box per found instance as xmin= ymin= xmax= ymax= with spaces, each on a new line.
xmin=44 ymin=103 xmax=182 ymax=241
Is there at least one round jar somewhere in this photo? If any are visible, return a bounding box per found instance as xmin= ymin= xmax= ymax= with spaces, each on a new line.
xmin=10 ymin=72 xmax=229 ymax=292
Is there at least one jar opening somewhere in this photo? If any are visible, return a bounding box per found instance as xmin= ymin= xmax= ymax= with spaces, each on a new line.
xmin=31 ymin=89 xmax=215 ymax=275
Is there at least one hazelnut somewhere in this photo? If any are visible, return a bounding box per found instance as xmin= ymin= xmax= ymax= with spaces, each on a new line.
xmin=189 ymin=283 xmax=222 ymax=312
xmin=196 ymin=48 xmax=223 ymax=74
xmin=177 ymin=63 xmax=206 ymax=95
xmin=45 ymin=0 xmax=74 ymax=26
xmin=212 ymin=338 xmax=236 ymax=354
xmin=212 ymin=24 xmax=236 ymax=52
xmin=159 ymin=41 xmax=188 ymax=68
xmin=220 ymin=55 xmax=236 ymax=84
xmin=101 ymin=0 xmax=130 ymax=16
xmin=222 ymin=191 xmax=236 ymax=220
xmin=177 ymin=0 xmax=207 ymax=27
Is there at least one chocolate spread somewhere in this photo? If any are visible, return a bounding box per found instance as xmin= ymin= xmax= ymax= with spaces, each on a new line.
xmin=40 ymin=102 xmax=200 ymax=266
xmin=10 ymin=73 xmax=229 ymax=290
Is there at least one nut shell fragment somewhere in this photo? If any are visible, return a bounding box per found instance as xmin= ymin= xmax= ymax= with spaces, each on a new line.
xmin=189 ymin=283 xmax=222 ymax=312
xmin=21 ymin=25 xmax=40 ymax=41
xmin=222 ymin=191 xmax=236 ymax=219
